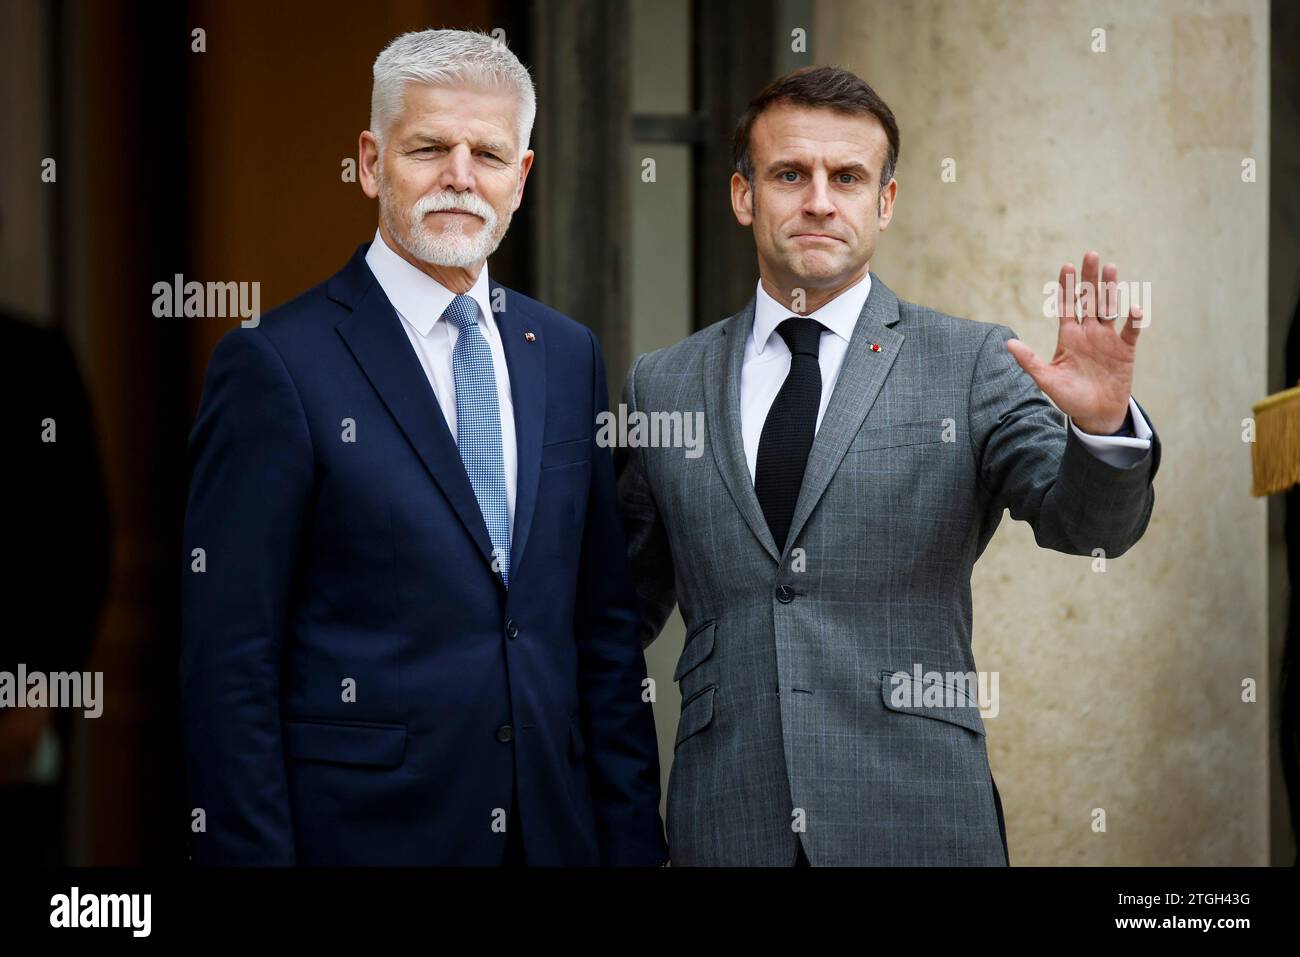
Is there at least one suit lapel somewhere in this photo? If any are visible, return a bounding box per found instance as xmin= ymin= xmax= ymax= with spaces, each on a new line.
xmin=704 ymin=300 xmax=781 ymax=563
xmin=330 ymin=244 xmax=499 ymax=578
xmin=491 ymin=282 xmax=546 ymax=575
xmin=783 ymin=272 xmax=904 ymax=554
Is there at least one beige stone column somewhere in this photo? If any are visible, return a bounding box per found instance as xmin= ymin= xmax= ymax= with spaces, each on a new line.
xmin=816 ymin=0 xmax=1271 ymax=864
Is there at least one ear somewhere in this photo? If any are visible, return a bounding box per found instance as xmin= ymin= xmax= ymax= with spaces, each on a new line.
xmin=730 ymin=171 xmax=754 ymax=227
xmin=511 ymin=150 xmax=535 ymax=212
xmin=359 ymin=131 xmax=382 ymax=200
xmin=877 ymin=176 xmax=898 ymax=231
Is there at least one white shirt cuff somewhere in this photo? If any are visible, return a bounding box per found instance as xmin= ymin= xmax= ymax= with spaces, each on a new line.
xmin=1069 ymin=396 xmax=1152 ymax=468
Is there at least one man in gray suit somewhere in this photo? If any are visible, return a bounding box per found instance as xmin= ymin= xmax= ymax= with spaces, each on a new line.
xmin=617 ymin=66 xmax=1159 ymax=866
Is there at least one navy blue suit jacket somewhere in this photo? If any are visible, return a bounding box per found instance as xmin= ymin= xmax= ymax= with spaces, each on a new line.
xmin=180 ymin=243 xmax=668 ymax=866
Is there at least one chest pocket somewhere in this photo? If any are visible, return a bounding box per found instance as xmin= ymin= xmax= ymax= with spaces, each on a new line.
xmin=541 ymin=436 xmax=589 ymax=469
xmin=845 ymin=419 xmax=950 ymax=453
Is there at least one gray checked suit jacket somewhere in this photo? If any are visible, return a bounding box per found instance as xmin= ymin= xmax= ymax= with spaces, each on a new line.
xmin=617 ymin=272 xmax=1160 ymax=866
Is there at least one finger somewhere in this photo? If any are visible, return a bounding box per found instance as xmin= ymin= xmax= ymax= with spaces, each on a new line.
xmin=1058 ymin=262 xmax=1076 ymax=328
xmin=1005 ymin=337 xmax=1052 ymax=391
xmin=1080 ymin=250 xmax=1100 ymax=320
xmin=1121 ymin=303 xmax=1143 ymax=347
xmin=1101 ymin=262 xmax=1119 ymax=323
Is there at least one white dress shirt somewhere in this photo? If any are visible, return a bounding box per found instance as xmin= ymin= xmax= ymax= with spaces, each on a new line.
xmin=365 ymin=229 xmax=517 ymax=535
xmin=739 ymin=273 xmax=1152 ymax=482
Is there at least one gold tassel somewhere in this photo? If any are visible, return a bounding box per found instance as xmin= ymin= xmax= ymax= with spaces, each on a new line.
xmin=1251 ymin=382 xmax=1300 ymax=496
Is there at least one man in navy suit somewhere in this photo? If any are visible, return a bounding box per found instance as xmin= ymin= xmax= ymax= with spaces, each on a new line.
xmin=180 ymin=29 xmax=668 ymax=866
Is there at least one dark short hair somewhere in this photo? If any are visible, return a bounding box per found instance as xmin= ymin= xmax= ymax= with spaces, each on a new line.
xmin=732 ymin=65 xmax=900 ymax=194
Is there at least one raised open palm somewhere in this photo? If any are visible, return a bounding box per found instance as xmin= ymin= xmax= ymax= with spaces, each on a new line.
xmin=1005 ymin=251 xmax=1144 ymax=435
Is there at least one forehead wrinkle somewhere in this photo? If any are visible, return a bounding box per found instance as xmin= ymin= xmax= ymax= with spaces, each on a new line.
xmin=756 ymin=111 xmax=887 ymax=170
xmin=396 ymin=89 xmax=520 ymax=150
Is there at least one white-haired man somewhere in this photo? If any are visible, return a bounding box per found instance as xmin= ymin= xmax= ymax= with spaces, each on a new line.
xmin=181 ymin=29 xmax=668 ymax=866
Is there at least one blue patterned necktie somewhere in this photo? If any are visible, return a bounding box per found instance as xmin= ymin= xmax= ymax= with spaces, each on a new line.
xmin=443 ymin=294 xmax=511 ymax=587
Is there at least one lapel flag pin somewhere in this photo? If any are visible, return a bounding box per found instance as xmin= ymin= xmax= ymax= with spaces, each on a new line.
xmin=524 ymin=331 xmax=536 ymax=342
xmin=870 ymin=343 xmax=882 ymax=352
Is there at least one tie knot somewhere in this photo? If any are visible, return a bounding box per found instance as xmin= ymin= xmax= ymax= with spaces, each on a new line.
xmin=776 ymin=317 xmax=825 ymax=358
xmin=442 ymin=294 xmax=480 ymax=333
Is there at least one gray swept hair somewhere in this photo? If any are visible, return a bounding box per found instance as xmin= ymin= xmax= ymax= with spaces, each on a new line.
xmin=369 ymin=29 xmax=536 ymax=155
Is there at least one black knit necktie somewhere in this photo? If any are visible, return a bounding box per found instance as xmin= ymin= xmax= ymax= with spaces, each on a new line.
xmin=755 ymin=317 xmax=825 ymax=552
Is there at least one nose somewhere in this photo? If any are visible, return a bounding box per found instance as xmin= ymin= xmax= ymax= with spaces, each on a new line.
xmin=802 ymin=171 xmax=836 ymax=219
xmin=438 ymin=143 xmax=475 ymax=192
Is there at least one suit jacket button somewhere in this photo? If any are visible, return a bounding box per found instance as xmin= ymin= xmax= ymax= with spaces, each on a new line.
xmin=505 ymin=619 xmax=519 ymax=639
xmin=776 ymin=584 xmax=795 ymax=603
xmin=497 ymin=725 xmax=514 ymax=743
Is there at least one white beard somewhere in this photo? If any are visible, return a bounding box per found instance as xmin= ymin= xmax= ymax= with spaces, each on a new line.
xmin=379 ymin=173 xmax=512 ymax=268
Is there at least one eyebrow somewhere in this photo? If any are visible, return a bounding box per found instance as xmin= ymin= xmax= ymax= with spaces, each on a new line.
xmin=833 ymin=161 xmax=872 ymax=179
xmin=406 ymin=133 xmax=512 ymax=156
xmin=765 ymin=158 xmax=874 ymax=182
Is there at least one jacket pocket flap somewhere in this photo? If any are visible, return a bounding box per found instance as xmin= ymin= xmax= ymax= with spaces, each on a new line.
xmin=848 ymin=421 xmax=947 ymax=453
xmin=541 ymin=437 xmax=590 ymax=469
xmin=674 ymin=685 xmax=716 ymax=750
xmin=879 ymin=670 xmax=985 ymax=736
xmin=673 ymin=619 xmax=717 ymax=682
xmin=283 ymin=718 xmax=408 ymax=768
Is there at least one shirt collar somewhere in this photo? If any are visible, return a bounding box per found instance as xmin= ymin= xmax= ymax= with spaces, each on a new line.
xmin=364 ymin=228 xmax=492 ymax=337
xmin=752 ymin=270 xmax=872 ymax=356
